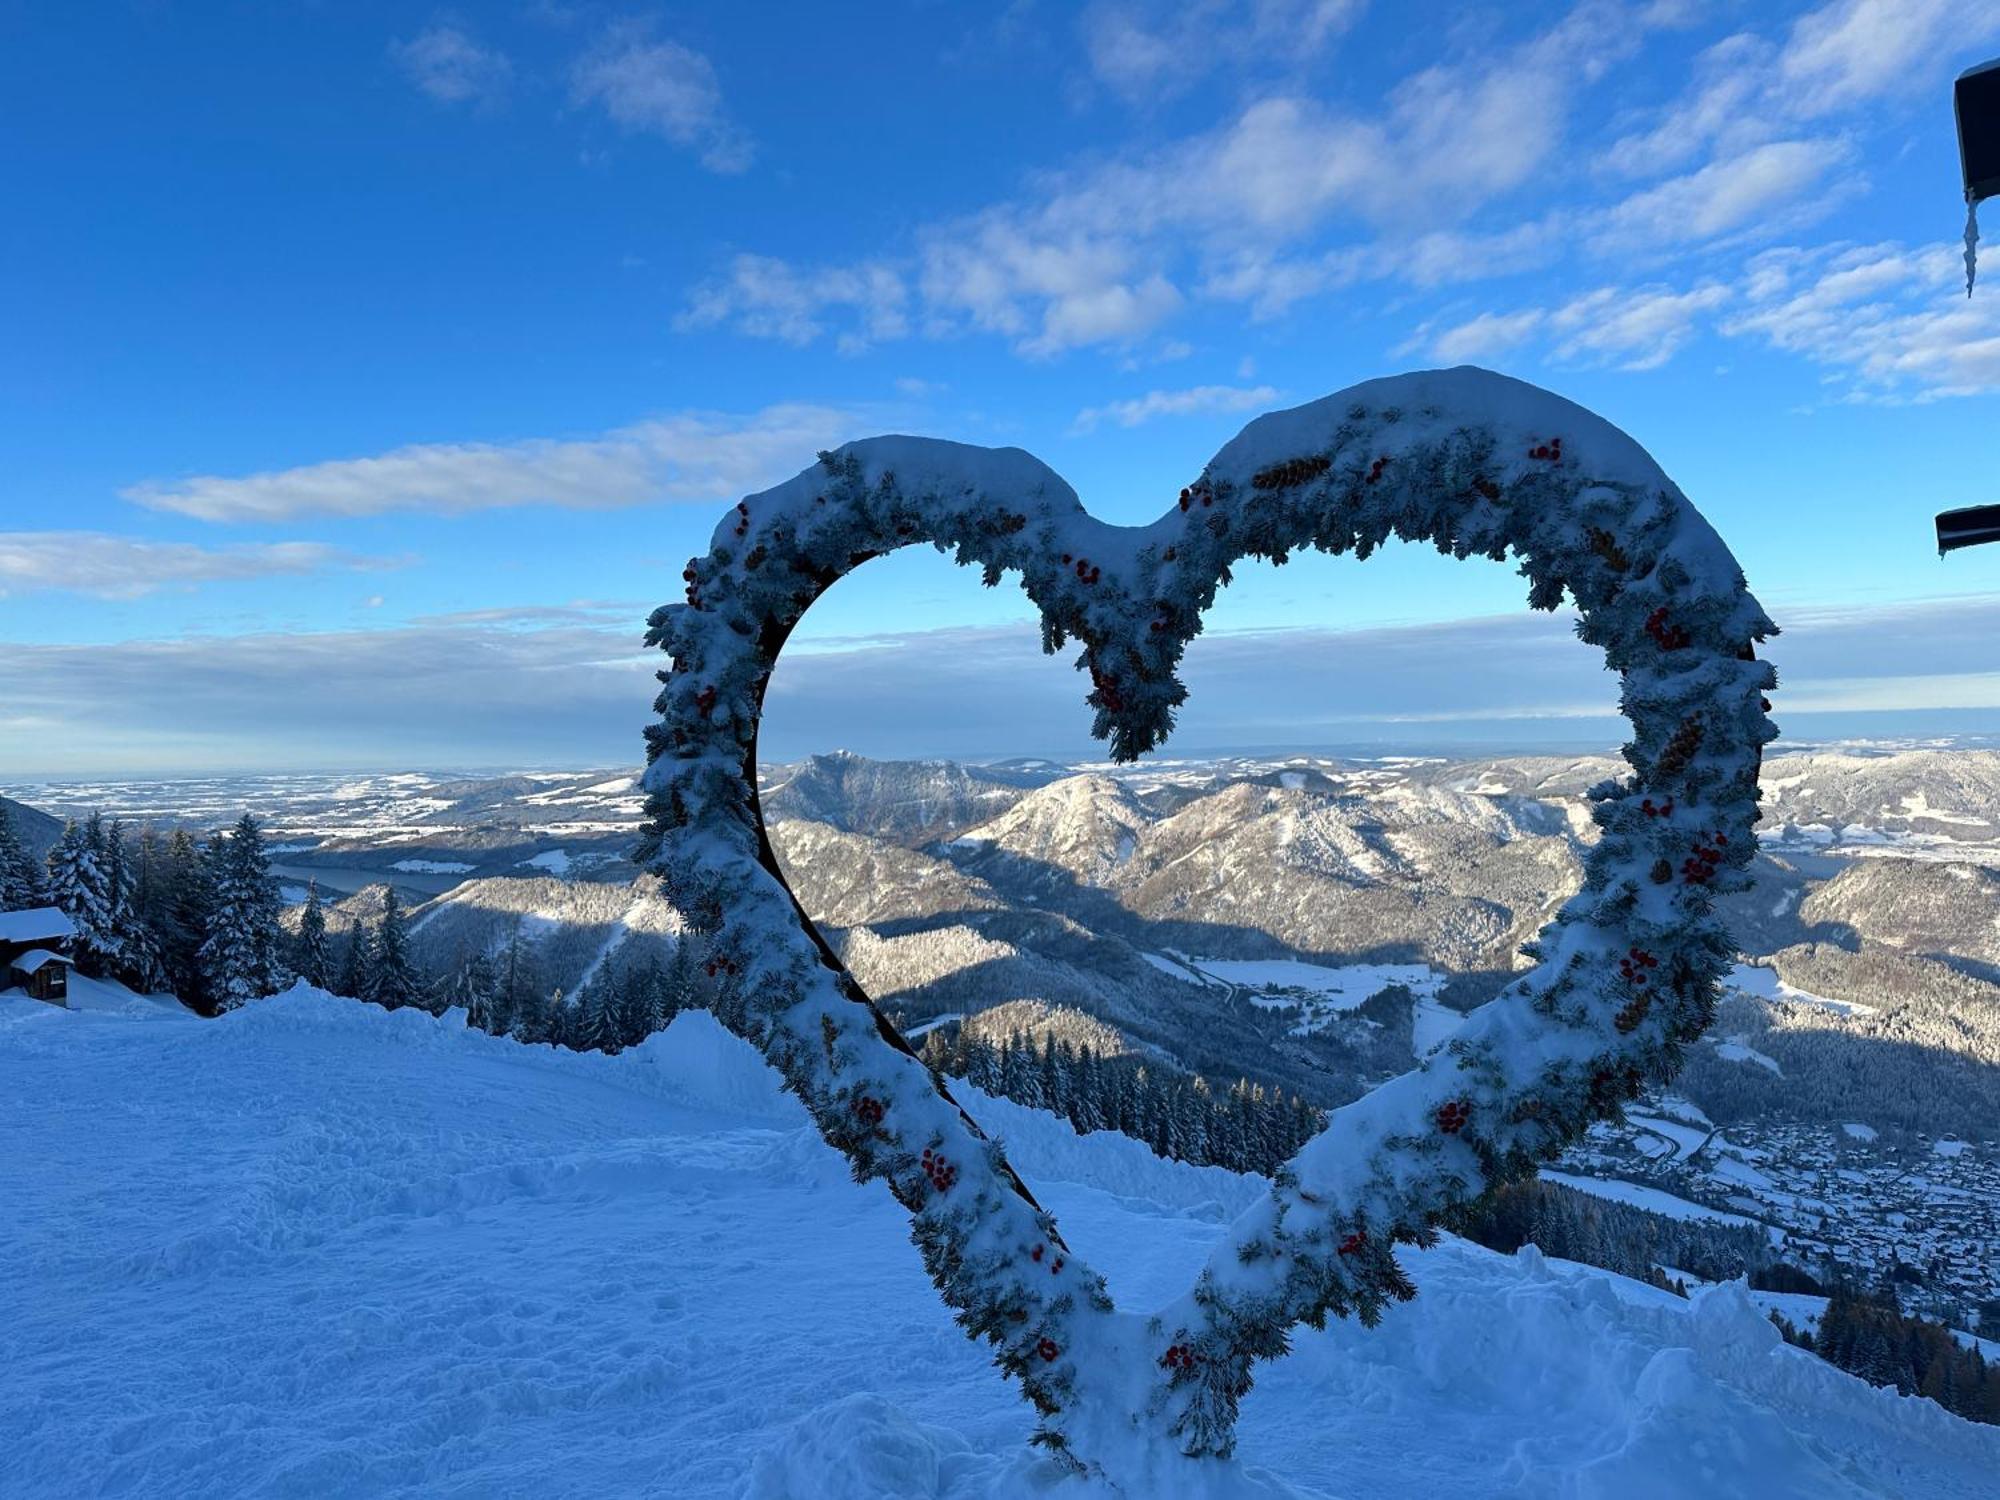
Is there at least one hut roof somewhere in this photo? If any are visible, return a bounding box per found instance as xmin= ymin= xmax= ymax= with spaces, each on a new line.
xmin=0 ymin=907 xmax=75 ymax=944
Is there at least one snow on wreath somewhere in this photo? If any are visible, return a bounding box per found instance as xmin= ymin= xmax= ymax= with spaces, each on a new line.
xmin=638 ymin=366 xmax=1777 ymax=1481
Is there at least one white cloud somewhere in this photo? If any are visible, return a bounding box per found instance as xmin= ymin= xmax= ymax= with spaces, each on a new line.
xmin=1080 ymin=0 xmax=1366 ymax=104
xmin=1602 ymin=32 xmax=1776 ymax=178
xmin=1414 ymin=280 xmax=1729 ymax=372
xmin=1777 ymin=0 xmax=1995 ymax=116
xmin=13 ymin=589 xmax=2000 ymax=774
xmin=681 ymin=3 xmax=1679 ymax=354
xmin=912 ymin=213 xmax=1184 ymax=355
xmin=1197 ymin=217 xmax=1570 ymax=322
xmin=125 ymin=405 xmax=862 ymax=523
xmin=570 ymin=23 xmax=752 ymax=173
xmin=1424 ymin=310 xmax=1545 ymax=363
xmin=1071 ymin=383 xmax=1281 ymax=433
xmin=0 ymin=534 xmax=401 ymax=600
xmin=763 ymin=593 xmax=2000 ymax=758
xmin=1725 ymin=241 xmax=2000 ymax=400
xmin=1595 ymin=140 xmax=1848 ymax=252
xmin=677 ymin=255 xmax=909 ymax=350
xmin=1418 ymin=226 xmax=2000 ymax=392
xmin=1604 ymin=0 xmax=2000 ymax=177
xmin=390 ymin=24 xmax=512 ymax=105
xmin=0 ymin=613 xmax=655 ymax=775
xmin=1548 ymin=283 xmax=1731 ymax=369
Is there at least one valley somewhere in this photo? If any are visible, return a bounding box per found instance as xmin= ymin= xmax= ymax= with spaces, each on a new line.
xmin=8 ymin=740 xmax=1999 ymax=1331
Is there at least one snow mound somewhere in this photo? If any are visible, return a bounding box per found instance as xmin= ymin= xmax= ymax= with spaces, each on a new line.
xmin=631 ymin=1008 xmax=809 ymax=1124
xmin=2 ymin=988 xmax=1994 ymax=1499
xmin=747 ymin=1392 xmax=1321 ymax=1500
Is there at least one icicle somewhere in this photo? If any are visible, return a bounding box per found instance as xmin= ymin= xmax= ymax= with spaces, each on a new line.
xmin=1966 ymin=194 xmax=1982 ymax=298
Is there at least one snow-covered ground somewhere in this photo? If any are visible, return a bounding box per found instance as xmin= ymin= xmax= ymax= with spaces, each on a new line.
xmin=1725 ymin=962 xmax=1877 ymax=1017
xmin=1715 ymin=1037 xmax=1783 ymax=1075
xmin=1147 ymin=953 xmax=1449 ymax=1040
xmin=1540 ymin=1171 xmax=1765 ymax=1231
xmin=3 ymin=989 xmax=1995 ymax=1499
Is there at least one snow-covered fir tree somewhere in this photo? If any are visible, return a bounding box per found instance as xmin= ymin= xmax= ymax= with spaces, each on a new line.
xmin=619 ymin=954 xmax=669 ymax=1042
xmin=198 ymin=814 xmax=288 ymax=1011
xmin=509 ymin=982 xmax=555 ymax=1046
xmin=361 ymin=887 xmax=421 ymax=1011
xmin=334 ymin=925 xmax=366 ymax=999
xmin=102 ymin=820 xmax=166 ymax=993
xmin=293 ymin=882 xmax=330 ymax=990
xmin=490 ymin=922 xmax=540 ymax=1039
xmin=44 ymin=817 xmax=116 ymax=975
xmin=445 ymin=950 xmax=497 ymax=1030
xmin=0 ymin=808 xmax=46 ymax=910
xmin=157 ymin=829 xmax=210 ymax=1008
xmin=660 ymin=940 xmax=698 ymax=1026
xmin=570 ymin=978 xmax=620 ymax=1053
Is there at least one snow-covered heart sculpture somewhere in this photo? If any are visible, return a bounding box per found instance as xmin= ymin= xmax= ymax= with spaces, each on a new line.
xmin=639 ymin=367 xmax=1776 ymax=1474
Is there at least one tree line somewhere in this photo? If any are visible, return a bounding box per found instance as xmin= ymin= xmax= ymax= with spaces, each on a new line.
xmin=415 ymin=916 xmax=702 ymax=1055
xmin=2 ymin=805 xmax=699 ymax=1051
xmin=1455 ymin=1175 xmax=2000 ymax=1428
xmin=2 ymin=807 xmax=283 ymax=1010
xmin=1774 ymin=1289 xmax=2000 ymax=1426
xmin=914 ymin=1018 xmax=1327 ymax=1177
xmin=1449 ymin=1175 xmax=1774 ymax=1287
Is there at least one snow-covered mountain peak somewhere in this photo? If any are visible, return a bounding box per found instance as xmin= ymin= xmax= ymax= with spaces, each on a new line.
xmin=958 ymin=774 xmax=1153 ymax=881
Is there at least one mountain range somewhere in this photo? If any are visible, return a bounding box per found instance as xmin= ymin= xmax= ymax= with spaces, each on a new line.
xmin=6 ymin=743 xmax=1998 ymax=1329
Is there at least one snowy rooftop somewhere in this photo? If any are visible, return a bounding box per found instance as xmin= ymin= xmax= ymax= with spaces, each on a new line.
xmin=9 ymin=949 xmax=71 ymax=974
xmin=0 ymin=907 xmax=75 ymax=943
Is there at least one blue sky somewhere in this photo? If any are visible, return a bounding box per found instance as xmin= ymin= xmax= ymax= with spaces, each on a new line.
xmin=5 ymin=0 xmax=2000 ymax=775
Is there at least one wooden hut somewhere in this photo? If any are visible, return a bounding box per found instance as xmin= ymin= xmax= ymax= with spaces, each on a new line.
xmin=0 ymin=907 xmax=78 ymax=1006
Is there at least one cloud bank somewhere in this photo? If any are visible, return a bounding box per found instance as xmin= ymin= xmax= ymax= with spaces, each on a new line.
xmin=11 ymin=593 xmax=2000 ymax=774
xmin=124 ymin=405 xmax=863 ymax=523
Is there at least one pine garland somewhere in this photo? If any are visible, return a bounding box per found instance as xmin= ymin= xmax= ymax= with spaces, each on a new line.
xmin=638 ymin=368 xmax=1778 ymax=1473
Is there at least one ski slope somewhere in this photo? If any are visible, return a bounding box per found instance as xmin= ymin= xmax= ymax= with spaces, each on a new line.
xmin=3 ymin=987 xmax=1996 ymax=1499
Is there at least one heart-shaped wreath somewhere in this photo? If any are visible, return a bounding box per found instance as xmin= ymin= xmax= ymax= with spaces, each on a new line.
xmin=639 ymin=367 xmax=1776 ymax=1473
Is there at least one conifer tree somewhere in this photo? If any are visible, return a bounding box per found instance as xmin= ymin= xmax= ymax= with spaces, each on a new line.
xmin=614 ymin=958 xmax=661 ymax=1046
xmin=159 ymin=828 xmax=211 ymax=1007
xmin=45 ymin=817 xmax=115 ymax=975
xmin=1071 ymin=1048 xmax=1105 ymax=1133
xmin=663 ymin=939 xmax=697 ymax=1020
xmin=199 ymin=814 xmax=288 ymax=1009
xmin=294 ymin=881 xmax=331 ymax=989
xmin=102 ymin=820 xmax=165 ymax=993
xmin=508 ymin=972 xmax=553 ymax=1045
xmin=572 ymin=978 xmax=619 ymax=1052
xmin=494 ymin=921 xmax=542 ymax=1038
xmin=335 ymin=922 xmax=367 ymax=999
xmin=1047 ymin=1038 xmax=1076 ymax=1115
xmin=461 ymin=950 xmax=499 ymax=1030
xmin=362 ymin=886 xmax=420 ymax=1011
xmin=0 ymin=808 xmax=46 ymax=910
